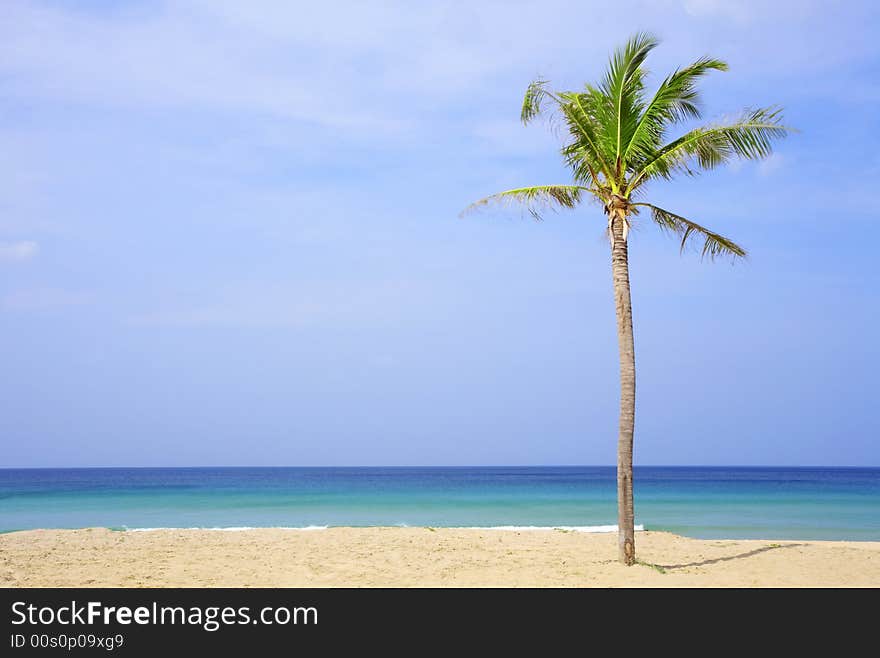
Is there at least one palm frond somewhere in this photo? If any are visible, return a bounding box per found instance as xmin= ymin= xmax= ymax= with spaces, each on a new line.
xmin=623 ymin=56 xmax=728 ymax=164
xmin=599 ymin=32 xmax=658 ymax=165
xmin=519 ymin=80 xmax=614 ymax=182
xmin=638 ymin=203 xmax=746 ymax=260
xmin=521 ymin=78 xmax=552 ymax=124
xmin=460 ymin=185 xmax=588 ymax=221
xmin=557 ymin=90 xmax=615 ymax=183
xmin=628 ymin=107 xmax=790 ymax=191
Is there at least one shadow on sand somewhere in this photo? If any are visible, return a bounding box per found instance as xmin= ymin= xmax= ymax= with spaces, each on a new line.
xmin=653 ymin=542 xmax=806 ymax=571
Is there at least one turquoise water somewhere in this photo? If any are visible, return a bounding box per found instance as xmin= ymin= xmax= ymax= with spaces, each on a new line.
xmin=1 ymin=467 xmax=878 ymax=540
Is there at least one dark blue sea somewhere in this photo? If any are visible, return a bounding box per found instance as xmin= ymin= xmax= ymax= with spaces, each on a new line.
xmin=1 ymin=467 xmax=878 ymax=540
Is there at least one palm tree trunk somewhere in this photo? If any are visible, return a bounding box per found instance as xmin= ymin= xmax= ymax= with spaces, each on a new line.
xmin=610 ymin=209 xmax=636 ymax=566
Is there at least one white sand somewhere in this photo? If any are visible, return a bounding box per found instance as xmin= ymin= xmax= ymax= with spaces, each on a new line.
xmin=2 ymin=527 xmax=878 ymax=587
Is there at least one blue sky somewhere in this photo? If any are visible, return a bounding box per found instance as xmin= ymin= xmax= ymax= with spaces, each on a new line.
xmin=2 ymin=0 xmax=878 ymax=467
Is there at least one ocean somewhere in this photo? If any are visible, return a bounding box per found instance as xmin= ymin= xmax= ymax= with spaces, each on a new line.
xmin=1 ymin=466 xmax=878 ymax=540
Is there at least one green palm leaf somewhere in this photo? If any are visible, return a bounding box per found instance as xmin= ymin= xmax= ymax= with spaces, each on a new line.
xmin=461 ymin=185 xmax=589 ymax=221
xmin=637 ymin=203 xmax=747 ymax=260
xmin=599 ymin=32 xmax=658 ymax=165
xmin=521 ymin=78 xmax=552 ymax=124
xmin=623 ymin=56 xmax=729 ymax=164
xmin=628 ymin=107 xmax=789 ymax=191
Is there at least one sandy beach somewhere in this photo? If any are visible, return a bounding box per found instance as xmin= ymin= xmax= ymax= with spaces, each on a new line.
xmin=2 ymin=527 xmax=878 ymax=587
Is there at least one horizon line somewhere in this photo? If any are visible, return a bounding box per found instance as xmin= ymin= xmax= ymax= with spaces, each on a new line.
xmin=1 ymin=464 xmax=878 ymax=470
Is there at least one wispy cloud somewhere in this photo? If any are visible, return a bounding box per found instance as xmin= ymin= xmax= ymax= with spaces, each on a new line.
xmin=0 ymin=1 xmax=408 ymax=134
xmin=2 ymin=288 xmax=92 ymax=311
xmin=0 ymin=240 xmax=38 ymax=263
xmin=682 ymin=0 xmax=752 ymax=22
xmin=758 ymin=153 xmax=785 ymax=176
xmin=0 ymin=1 xmax=572 ymax=136
xmin=126 ymin=279 xmax=424 ymax=329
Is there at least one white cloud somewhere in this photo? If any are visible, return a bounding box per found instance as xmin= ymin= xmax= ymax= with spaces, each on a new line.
xmin=758 ymin=153 xmax=785 ymax=176
xmin=1 ymin=0 xmax=875 ymax=141
xmin=469 ymin=119 xmax=558 ymax=157
xmin=0 ymin=2 xmax=399 ymax=133
xmin=0 ymin=1 xmax=573 ymax=136
xmin=126 ymin=279 xmax=423 ymax=329
xmin=2 ymin=288 xmax=92 ymax=311
xmin=682 ymin=0 xmax=752 ymax=22
xmin=0 ymin=240 xmax=38 ymax=263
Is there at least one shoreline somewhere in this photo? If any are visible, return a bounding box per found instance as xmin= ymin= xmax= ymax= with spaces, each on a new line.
xmin=2 ymin=527 xmax=878 ymax=587
xmin=3 ymin=524 xmax=646 ymax=534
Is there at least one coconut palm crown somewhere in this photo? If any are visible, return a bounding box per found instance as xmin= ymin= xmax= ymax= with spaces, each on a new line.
xmin=463 ymin=33 xmax=790 ymax=565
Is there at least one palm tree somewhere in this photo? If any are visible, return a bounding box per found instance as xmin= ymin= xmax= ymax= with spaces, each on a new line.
xmin=463 ymin=34 xmax=789 ymax=565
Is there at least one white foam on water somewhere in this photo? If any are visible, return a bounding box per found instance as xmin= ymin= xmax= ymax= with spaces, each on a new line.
xmin=122 ymin=524 xmax=643 ymax=533
xmin=124 ymin=525 xmax=329 ymax=532
xmin=462 ymin=524 xmax=645 ymax=533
